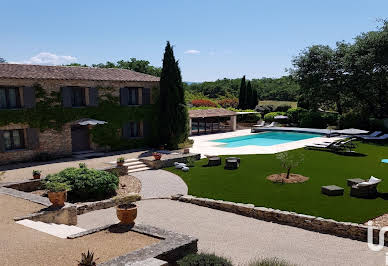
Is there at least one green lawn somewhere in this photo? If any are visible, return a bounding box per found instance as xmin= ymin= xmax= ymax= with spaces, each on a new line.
xmin=167 ymin=143 xmax=388 ymax=223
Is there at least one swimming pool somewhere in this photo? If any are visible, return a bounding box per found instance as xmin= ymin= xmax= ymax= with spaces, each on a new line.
xmin=212 ymin=132 xmax=321 ymax=147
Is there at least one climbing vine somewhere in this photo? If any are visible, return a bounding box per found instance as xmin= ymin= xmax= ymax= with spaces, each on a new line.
xmin=0 ymin=84 xmax=160 ymax=150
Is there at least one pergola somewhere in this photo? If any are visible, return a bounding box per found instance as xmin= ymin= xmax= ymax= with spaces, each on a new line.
xmin=188 ymin=108 xmax=237 ymax=135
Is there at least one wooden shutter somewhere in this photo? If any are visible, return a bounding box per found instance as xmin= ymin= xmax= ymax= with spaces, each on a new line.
xmin=88 ymin=87 xmax=99 ymax=107
xmin=120 ymin=88 xmax=128 ymax=106
xmin=61 ymin=87 xmax=73 ymax=107
xmin=143 ymin=121 xmax=152 ymax=137
xmin=142 ymin=88 xmax=150 ymax=105
xmin=26 ymin=128 xmax=40 ymax=149
xmin=0 ymin=130 xmax=5 ymax=152
xmin=122 ymin=122 xmax=130 ymax=139
xmin=23 ymin=86 xmax=36 ymax=108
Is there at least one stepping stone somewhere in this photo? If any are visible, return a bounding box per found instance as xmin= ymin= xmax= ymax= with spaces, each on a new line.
xmin=321 ymin=185 xmax=344 ymax=196
xmin=347 ymin=178 xmax=365 ymax=187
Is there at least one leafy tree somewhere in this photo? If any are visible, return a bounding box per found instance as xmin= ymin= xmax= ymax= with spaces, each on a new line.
xmin=159 ymin=41 xmax=189 ymax=149
xmin=238 ymin=75 xmax=247 ymax=109
xmin=276 ymin=151 xmax=304 ymax=179
xmin=93 ymin=58 xmax=161 ymax=77
xmin=65 ymin=63 xmax=88 ymax=67
xmin=0 ymin=57 xmax=6 ymax=63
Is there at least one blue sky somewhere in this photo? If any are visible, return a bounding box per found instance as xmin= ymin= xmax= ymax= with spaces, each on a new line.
xmin=1 ymin=0 xmax=387 ymax=81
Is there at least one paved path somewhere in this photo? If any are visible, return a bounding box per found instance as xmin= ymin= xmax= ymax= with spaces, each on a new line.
xmin=77 ymin=199 xmax=387 ymax=266
xmin=131 ymin=170 xmax=188 ymax=199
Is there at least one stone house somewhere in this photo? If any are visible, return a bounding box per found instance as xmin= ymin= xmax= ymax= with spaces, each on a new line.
xmin=0 ymin=63 xmax=159 ymax=164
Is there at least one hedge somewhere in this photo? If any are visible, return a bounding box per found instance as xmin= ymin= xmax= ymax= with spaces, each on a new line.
xmin=263 ymin=112 xmax=286 ymax=122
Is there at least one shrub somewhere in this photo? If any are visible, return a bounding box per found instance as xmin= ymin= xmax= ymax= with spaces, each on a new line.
xmin=286 ymin=107 xmax=307 ymax=124
xmin=44 ymin=181 xmax=71 ymax=192
xmin=79 ymin=163 xmax=87 ymax=169
xmin=369 ymin=118 xmax=387 ymax=131
xmin=178 ymin=253 xmax=233 ymax=266
xmin=321 ymin=112 xmax=339 ymax=126
xmin=218 ymin=98 xmax=239 ymax=108
xmin=255 ymin=105 xmax=274 ymax=115
xmin=299 ymin=111 xmax=327 ymax=128
xmin=191 ymin=99 xmax=218 ymax=107
xmin=338 ymin=110 xmax=370 ymax=129
xmin=264 ymin=112 xmax=286 ymax=122
xmin=45 ymin=168 xmax=119 ymax=200
xmin=247 ymin=257 xmax=295 ymax=266
xmin=275 ymin=104 xmax=292 ymax=112
xmin=238 ymin=113 xmax=262 ymax=123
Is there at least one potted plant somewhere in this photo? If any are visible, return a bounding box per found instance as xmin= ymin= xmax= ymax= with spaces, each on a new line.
xmin=78 ymin=250 xmax=98 ymax=266
xmin=45 ymin=181 xmax=71 ymax=207
xmin=32 ymin=170 xmax=42 ymax=179
xmin=183 ymin=148 xmax=190 ymax=154
xmin=114 ymin=194 xmax=141 ymax=225
xmin=152 ymin=152 xmax=162 ymax=160
xmin=117 ymin=157 xmax=125 ymax=167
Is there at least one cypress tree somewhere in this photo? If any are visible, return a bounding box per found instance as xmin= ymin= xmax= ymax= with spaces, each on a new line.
xmin=159 ymin=41 xmax=189 ymax=149
xmin=246 ymin=81 xmax=253 ymax=109
xmin=252 ymin=88 xmax=258 ymax=108
xmin=238 ymin=76 xmax=247 ymax=109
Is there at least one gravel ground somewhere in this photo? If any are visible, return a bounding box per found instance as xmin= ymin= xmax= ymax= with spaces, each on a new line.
xmin=0 ymin=194 xmax=159 ymax=266
xmin=131 ymin=169 xmax=188 ymax=199
xmin=0 ymin=151 xmax=147 ymax=183
xmin=78 ymin=199 xmax=388 ymax=266
xmin=116 ymin=175 xmax=142 ymax=196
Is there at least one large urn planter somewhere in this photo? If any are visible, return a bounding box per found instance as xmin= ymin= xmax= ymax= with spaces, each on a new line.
xmin=117 ymin=157 xmax=125 ymax=167
xmin=153 ymin=152 xmax=162 ymax=161
xmin=32 ymin=170 xmax=41 ymax=180
xmin=116 ymin=203 xmax=137 ymax=225
xmin=48 ymin=191 xmax=67 ymax=207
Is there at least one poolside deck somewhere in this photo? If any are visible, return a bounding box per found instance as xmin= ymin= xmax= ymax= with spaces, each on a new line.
xmin=251 ymin=126 xmax=334 ymax=135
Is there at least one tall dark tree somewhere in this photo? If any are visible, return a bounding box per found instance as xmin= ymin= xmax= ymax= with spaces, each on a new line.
xmin=159 ymin=41 xmax=189 ymax=148
xmin=246 ymin=81 xmax=253 ymax=108
xmin=238 ymin=76 xmax=247 ymax=109
xmin=252 ymin=88 xmax=258 ymax=108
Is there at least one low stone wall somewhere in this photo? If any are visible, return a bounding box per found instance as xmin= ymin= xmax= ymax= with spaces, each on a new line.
xmin=172 ymin=195 xmax=385 ymax=245
xmin=97 ymin=165 xmax=128 ymax=176
xmin=140 ymin=153 xmax=201 ymax=169
xmin=14 ymin=204 xmax=77 ymax=225
xmin=3 ymin=179 xmax=43 ymax=192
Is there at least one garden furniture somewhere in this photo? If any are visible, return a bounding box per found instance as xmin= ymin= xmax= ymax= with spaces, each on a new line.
xmin=225 ymin=159 xmax=239 ymax=170
xmin=208 ymin=157 xmax=221 ymax=167
xmin=346 ymin=178 xmax=365 ymax=187
xmin=321 ymin=185 xmax=344 ymax=196
xmin=225 ymin=157 xmax=240 ymax=164
xmin=350 ymin=176 xmax=381 ymax=198
xmin=359 ymin=134 xmax=388 ymax=141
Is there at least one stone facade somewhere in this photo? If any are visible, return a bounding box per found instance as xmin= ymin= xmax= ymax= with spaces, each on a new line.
xmin=0 ymin=77 xmax=158 ymax=165
xmin=172 ymin=195 xmax=387 ymax=246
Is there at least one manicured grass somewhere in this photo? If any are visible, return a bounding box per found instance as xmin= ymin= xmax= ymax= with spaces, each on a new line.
xmin=167 ymin=143 xmax=388 ymax=223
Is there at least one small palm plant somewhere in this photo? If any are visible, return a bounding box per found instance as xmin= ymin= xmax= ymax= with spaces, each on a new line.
xmin=78 ymin=250 xmax=98 ymax=266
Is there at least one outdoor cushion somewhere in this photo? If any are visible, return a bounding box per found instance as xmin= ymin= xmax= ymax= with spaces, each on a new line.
xmin=175 ymin=163 xmax=186 ymax=169
xmin=182 ymin=167 xmax=189 ymax=172
xmin=357 ymin=176 xmax=381 ymax=187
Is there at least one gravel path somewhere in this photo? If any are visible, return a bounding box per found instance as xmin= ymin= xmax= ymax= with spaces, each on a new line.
xmin=131 ymin=170 xmax=188 ymax=199
xmin=77 ymin=199 xmax=387 ymax=266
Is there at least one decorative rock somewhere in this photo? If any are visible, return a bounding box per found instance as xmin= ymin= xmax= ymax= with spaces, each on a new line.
xmin=182 ymin=167 xmax=189 ymax=172
xmin=175 ymin=163 xmax=186 ymax=169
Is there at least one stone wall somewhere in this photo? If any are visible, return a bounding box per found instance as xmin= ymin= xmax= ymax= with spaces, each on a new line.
xmin=140 ymin=153 xmax=201 ymax=169
xmin=172 ymin=195 xmax=387 ymax=246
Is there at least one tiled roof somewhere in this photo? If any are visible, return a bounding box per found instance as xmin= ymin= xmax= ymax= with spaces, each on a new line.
xmin=189 ymin=108 xmax=237 ymax=118
xmin=0 ymin=63 xmax=159 ymax=82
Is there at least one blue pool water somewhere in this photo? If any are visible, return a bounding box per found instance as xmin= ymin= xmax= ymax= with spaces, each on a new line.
xmin=212 ymin=132 xmax=321 ymax=147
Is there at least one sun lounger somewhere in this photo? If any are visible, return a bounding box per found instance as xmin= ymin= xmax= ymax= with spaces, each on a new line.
xmin=253 ymin=121 xmax=265 ymax=127
xmin=359 ymin=134 xmax=388 ymax=141
xmin=355 ymin=131 xmax=381 ymax=138
xmin=305 ymin=139 xmax=351 ymax=152
xmin=267 ymin=122 xmax=276 ymax=127
xmin=350 ymin=176 xmax=381 ymax=198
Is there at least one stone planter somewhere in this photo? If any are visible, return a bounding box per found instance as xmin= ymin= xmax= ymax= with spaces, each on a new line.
xmin=116 ymin=203 xmax=137 ymax=225
xmin=153 ymin=153 xmax=162 ymax=160
xmin=48 ymin=191 xmax=67 ymax=207
xmin=33 ymin=174 xmax=41 ymax=180
xmin=117 ymin=162 xmax=124 ymax=167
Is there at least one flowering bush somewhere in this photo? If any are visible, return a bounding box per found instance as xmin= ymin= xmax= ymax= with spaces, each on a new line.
xmin=191 ymin=99 xmax=218 ymax=107
xmin=217 ymin=98 xmax=238 ymax=108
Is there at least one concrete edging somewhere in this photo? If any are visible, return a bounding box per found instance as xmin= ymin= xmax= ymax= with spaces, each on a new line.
xmin=69 ymin=223 xmax=198 ymax=265
xmin=172 ymin=194 xmax=385 ymax=245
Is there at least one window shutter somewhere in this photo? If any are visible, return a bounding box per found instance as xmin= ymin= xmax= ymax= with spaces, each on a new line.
xmin=23 ymin=86 xmax=36 ymax=108
xmin=120 ymin=88 xmax=129 ymax=106
xmin=26 ymin=128 xmax=40 ymax=149
xmin=142 ymin=88 xmax=151 ymax=105
xmin=135 ymin=88 xmax=139 ymax=105
xmin=0 ymin=131 xmax=5 ymax=152
xmin=122 ymin=122 xmax=130 ymax=139
xmin=88 ymin=87 xmax=99 ymax=106
xmin=61 ymin=87 xmax=73 ymax=107
xmin=143 ymin=121 xmax=152 ymax=137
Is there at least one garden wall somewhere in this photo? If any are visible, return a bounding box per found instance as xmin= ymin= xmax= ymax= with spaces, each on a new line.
xmin=172 ymin=195 xmax=387 ymax=246
xmin=140 ymin=153 xmax=201 ymax=169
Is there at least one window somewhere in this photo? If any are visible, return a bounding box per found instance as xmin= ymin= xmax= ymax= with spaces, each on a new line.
xmin=71 ymin=87 xmax=85 ymax=107
xmin=0 ymin=87 xmax=21 ymax=109
xmin=142 ymin=88 xmax=151 ymax=105
xmin=123 ymin=121 xmax=141 ymax=138
xmin=3 ymin=129 xmax=25 ymax=150
xmin=128 ymin=88 xmax=139 ymax=105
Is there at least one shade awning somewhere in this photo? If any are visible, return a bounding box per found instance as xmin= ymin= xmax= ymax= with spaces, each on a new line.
xmin=77 ymin=118 xmax=107 ymax=126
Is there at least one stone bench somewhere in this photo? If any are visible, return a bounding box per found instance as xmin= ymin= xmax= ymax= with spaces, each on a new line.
xmin=321 ymin=185 xmax=344 ymax=196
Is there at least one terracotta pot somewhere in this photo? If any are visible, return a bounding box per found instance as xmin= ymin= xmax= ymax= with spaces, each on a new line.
xmin=33 ymin=174 xmax=41 ymax=180
xmin=153 ymin=154 xmax=162 ymax=160
xmin=183 ymin=148 xmax=190 ymax=154
xmin=48 ymin=191 xmax=67 ymax=207
xmin=117 ymin=162 xmax=124 ymax=167
xmin=116 ymin=204 xmax=137 ymax=225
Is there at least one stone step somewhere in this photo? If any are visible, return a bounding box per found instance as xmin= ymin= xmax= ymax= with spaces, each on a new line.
xmin=126 ymin=163 xmax=148 ymax=170
xmin=124 ymin=161 xmax=144 ymax=167
xmin=16 ymin=219 xmax=86 ymax=238
xmin=128 ymin=167 xmax=151 ymax=174
xmin=107 ymin=158 xmax=139 ymax=165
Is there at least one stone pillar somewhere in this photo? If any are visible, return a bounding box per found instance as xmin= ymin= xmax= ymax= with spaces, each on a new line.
xmin=230 ymin=116 xmax=237 ymax=131
xmin=189 ymin=118 xmax=192 ymax=135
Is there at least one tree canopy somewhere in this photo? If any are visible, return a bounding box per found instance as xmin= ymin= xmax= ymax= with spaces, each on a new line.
xmin=92 ymin=58 xmax=162 ymax=77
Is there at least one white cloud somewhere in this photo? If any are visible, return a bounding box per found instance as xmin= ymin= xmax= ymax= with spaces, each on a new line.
xmin=11 ymin=52 xmax=77 ymax=65
xmin=184 ymin=49 xmax=200 ymax=55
